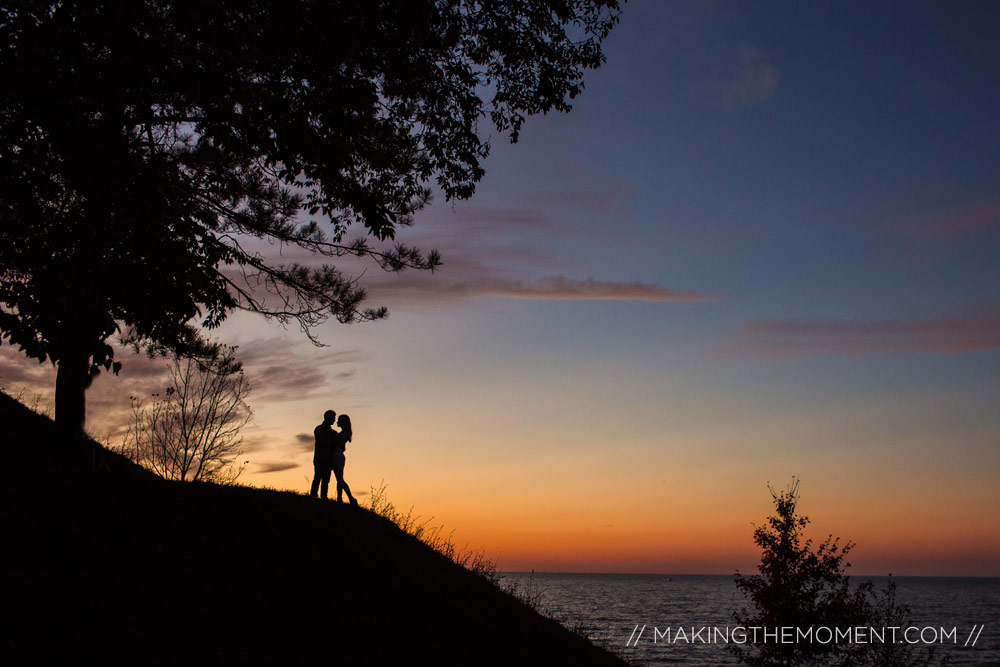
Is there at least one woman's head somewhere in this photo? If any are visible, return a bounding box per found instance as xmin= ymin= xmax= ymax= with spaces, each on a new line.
xmin=337 ymin=414 xmax=352 ymax=441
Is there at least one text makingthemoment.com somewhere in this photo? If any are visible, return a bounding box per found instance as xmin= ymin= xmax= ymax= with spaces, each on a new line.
xmin=624 ymin=624 xmax=986 ymax=648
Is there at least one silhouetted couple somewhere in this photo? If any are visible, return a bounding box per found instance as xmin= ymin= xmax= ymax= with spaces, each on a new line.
xmin=309 ymin=409 xmax=357 ymax=505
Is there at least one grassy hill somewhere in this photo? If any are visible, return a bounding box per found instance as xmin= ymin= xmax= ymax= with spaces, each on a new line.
xmin=1 ymin=392 xmax=627 ymax=665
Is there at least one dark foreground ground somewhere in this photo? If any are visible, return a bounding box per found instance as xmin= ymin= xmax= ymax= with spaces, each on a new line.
xmin=1 ymin=392 xmax=626 ymax=665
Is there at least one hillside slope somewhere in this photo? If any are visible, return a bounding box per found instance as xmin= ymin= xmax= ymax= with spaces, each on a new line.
xmin=1 ymin=393 xmax=626 ymax=665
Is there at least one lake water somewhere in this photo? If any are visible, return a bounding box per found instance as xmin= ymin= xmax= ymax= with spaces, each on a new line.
xmin=499 ymin=573 xmax=999 ymax=666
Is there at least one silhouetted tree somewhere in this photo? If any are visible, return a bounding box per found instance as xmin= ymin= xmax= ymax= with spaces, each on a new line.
xmin=733 ymin=479 xmax=870 ymax=667
xmin=121 ymin=346 xmax=250 ymax=483
xmin=0 ymin=0 xmax=622 ymax=444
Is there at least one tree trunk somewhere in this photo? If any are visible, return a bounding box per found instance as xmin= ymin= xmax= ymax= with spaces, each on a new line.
xmin=55 ymin=350 xmax=90 ymax=451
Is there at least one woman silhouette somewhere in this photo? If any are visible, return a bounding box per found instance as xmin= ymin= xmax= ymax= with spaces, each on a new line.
xmin=333 ymin=413 xmax=358 ymax=506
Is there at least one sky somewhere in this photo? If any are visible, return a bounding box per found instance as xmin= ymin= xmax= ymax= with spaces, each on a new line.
xmin=4 ymin=0 xmax=1000 ymax=576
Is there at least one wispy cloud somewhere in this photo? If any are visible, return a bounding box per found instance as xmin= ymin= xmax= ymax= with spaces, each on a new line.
xmin=0 ymin=344 xmax=169 ymax=393
xmin=371 ymin=274 xmax=716 ymax=303
xmin=246 ymin=433 xmax=313 ymax=474
xmin=884 ymin=201 xmax=1000 ymax=267
xmin=0 ymin=347 xmax=56 ymax=390
xmin=0 ymin=343 xmax=175 ymax=440
xmin=344 ymin=188 xmax=712 ymax=306
xmin=289 ymin=433 xmax=314 ymax=454
xmin=695 ymin=45 xmax=778 ymax=108
xmin=254 ymin=461 xmax=300 ymax=474
xmin=739 ymin=309 xmax=1000 ymax=357
xmin=892 ymin=201 xmax=1000 ymax=241
xmin=1 ymin=336 xmax=364 ymax=443
xmin=237 ymin=339 xmax=366 ymax=404
xmin=237 ymin=431 xmax=275 ymax=455
xmin=235 ymin=178 xmax=712 ymax=309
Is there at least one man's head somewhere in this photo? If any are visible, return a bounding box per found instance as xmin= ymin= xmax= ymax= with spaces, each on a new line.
xmin=323 ymin=409 xmax=337 ymax=424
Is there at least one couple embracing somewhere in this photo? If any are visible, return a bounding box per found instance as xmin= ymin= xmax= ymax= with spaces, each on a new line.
xmin=309 ymin=409 xmax=357 ymax=505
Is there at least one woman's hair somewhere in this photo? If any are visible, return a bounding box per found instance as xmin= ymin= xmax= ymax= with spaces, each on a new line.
xmin=337 ymin=414 xmax=352 ymax=442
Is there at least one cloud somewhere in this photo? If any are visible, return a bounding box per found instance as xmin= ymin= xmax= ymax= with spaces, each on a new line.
xmin=372 ymin=274 xmax=716 ymax=303
xmin=230 ymin=178 xmax=711 ymax=309
xmin=236 ymin=431 xmax=275 ymax=455
xmin=254 ymin=461 xmax=301 ymax=474
xmin=695 ymin=45 xmax=778 ymax=108
xmin=739 ymin=309 xmax=1000 ymax=357
xmin=0 ymin=344 xmax=172 ymax=396
xmin=343 ymin=193 xmax=714 ymax=306
xmin=290 ymin=433 xmax=314 ymax=453
xmin=246 ymin=433 xmax=314 ymax=474
xmin=236 ymin=338 xmax=366 ymax=404
xmin=0 ymin=343 xmax=176 ymax=440
xmin=892 ymin=201 xmax=1000 ymax=241
xmin=882 ymin=201 xmax=1000 ymax=267
xmin=1 ymin=332 xmax=367 ymax=450
xmin=0 ymin=346 xmax=55 ymax=391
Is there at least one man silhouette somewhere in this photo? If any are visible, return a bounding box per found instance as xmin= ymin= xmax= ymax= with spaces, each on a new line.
xmin=309 ymin=409 xmax=337 ymax=498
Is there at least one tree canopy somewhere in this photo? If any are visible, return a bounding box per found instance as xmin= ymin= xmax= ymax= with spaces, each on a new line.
xmin=0 ymin=0 xmax=621 ymax=437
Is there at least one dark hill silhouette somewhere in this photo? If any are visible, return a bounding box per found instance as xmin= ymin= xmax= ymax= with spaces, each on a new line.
xmin=0 ymin=392 xmax=626 ymax=665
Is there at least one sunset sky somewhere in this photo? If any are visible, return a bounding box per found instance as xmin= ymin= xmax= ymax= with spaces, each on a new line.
xmin=4 ymin=1 xmax=999 ymax=576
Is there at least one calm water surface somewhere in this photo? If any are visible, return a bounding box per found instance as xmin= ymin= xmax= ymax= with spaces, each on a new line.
xmin=500 ymin=573 xmax=999 ymax=666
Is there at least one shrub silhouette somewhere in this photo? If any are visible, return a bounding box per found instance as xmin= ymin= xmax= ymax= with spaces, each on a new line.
xmin=733 ymin=478 xmax=870 ymax=666
xmin=860 ymin=577 xmax=950 ymax=667
xmin=734 ymin=480 xmax=952 ymax=666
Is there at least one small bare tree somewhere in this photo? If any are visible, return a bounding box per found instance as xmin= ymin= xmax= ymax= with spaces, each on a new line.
xmin=122 ymin=346 xmax=251 ymax=483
